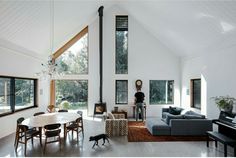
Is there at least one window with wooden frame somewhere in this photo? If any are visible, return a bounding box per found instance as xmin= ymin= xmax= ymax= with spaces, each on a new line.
xmin=190 ymin=79 xmax=201 ymax=109
xmin=50 ymin=26 xmax=88 ymax=106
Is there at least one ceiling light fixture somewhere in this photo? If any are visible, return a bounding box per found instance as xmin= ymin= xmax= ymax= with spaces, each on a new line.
xmin=36 ymin=0 xmax=62 ymax=80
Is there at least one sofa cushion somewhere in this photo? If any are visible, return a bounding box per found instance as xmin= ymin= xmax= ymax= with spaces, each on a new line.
xmin=169 ymin=106 xmax=182 ymax=115
xmin=184 ymin=110 xmax=205 ymax=119
xmin=184 ymin=114 xmax=204 ymax=119
xmin=165 ymin=113 xmax=184 ymax=125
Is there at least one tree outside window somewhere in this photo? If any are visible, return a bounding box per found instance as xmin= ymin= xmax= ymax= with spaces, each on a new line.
xmin=149 ymin=80 xmax=174 ymax=104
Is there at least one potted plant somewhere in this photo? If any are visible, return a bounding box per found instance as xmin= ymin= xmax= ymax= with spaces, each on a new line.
xmin=211 ymin=95 xmax=236 ymax=113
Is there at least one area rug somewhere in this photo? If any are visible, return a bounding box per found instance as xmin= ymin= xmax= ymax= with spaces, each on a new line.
xmin=128 ymin=121 xmax=208 ymax=142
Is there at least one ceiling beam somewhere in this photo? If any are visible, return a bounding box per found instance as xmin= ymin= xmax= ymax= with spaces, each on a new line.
xmin=53 ymin=26 xmax=88 ymax=59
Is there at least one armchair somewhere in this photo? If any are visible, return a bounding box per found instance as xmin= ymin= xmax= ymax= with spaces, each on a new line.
xmin=105 ymin=113 xmax=128 ymax=137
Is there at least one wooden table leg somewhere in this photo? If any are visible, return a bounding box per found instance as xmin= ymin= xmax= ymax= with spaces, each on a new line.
xmin=64 ymin=124 xmax=67 ymax=141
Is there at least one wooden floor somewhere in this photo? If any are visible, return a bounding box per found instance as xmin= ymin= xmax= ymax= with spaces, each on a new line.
xmin=0 ymin=116 xmax=234 ymax=157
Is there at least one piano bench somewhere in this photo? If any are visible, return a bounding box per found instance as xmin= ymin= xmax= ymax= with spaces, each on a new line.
xmin=206 ymin=131 xmax=236 ymax=157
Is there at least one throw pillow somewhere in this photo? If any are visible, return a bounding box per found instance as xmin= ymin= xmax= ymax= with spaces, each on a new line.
xmin=107 ymin=112 xmax=115 ymax=119
xmin=166 ymin=113 xmax=184 ymax=125
xmin=169 ymin=106 xmax=182 ymax=115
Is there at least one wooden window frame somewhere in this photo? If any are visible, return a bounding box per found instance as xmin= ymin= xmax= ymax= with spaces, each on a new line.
xmin=190 ymin=78 xmax=201 ymax=109
xmin=49 ymin=26 xmax=88 ymax=106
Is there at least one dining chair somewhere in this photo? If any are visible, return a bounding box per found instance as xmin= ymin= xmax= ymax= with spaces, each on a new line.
xmin=14 ymin=117 xmax=25 ymax=146
xmin=15 ymin=124 xmax=42 ymax=156
xmin=77 ymin=110 xmax=84 ymax=137
xmin=66 ymin=117 xmax=83 ymax=141
xmin=33 ymin=112 xmax=45 ymax=116
xmin=58 ymin=109 xmax=68 ymax=112
xmin=44 ymin=123 xmax=61 ymax=153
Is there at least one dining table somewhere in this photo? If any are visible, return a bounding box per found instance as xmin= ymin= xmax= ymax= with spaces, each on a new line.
xmin=22 ymin=112 xmax=80 ymax=141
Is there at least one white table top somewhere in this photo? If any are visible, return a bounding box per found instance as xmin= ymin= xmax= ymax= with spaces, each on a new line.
xmin=22 ymin=112 xmax=80 ymax=127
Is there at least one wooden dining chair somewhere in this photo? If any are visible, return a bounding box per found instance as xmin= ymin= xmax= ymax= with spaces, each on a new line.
xmin=66 ymin=117 xmax=83 ymax=141
xmin=15 ymin=124 xmax=42 ymax=156
xmin=77 ymin=110 xmax=84 ymax=137
xmin=58 ymin=109 xmax=68 ymax=112
xmin=14 ymin=117 xmax=25 ymax=146
xmin=33 ymin=112 xmax=45 ymax=116
xmin=44 ymin=123 xmax=61 ymax=154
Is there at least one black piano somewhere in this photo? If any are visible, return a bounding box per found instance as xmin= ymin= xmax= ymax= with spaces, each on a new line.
xmin=207 ymin=111 xmax=236 ymax=157
xmin=213 ymin=111 xmax=236 ymax=139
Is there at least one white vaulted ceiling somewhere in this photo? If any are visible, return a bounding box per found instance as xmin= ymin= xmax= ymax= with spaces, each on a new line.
xmin=0 ymin=0 xmax=236 ymax=60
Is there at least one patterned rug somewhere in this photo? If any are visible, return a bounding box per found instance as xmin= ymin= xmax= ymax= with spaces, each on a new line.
xmin=128 ymin=121 xmax=208 ymax=142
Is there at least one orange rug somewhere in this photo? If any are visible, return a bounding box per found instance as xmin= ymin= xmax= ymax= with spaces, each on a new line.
xmin=128 ymin=121 xmax=208 ymax=142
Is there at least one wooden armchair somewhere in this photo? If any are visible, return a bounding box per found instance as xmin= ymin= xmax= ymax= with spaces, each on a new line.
xmin=105 ymin=113 xmax=128 ymax=137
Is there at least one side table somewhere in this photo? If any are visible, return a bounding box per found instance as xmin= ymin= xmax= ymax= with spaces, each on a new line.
xmin=111 ymin=111 xmax=128 ymax=119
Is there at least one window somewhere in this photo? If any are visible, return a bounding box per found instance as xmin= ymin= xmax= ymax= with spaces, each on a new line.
xmin=0 ymin=76 xmax=37 ymax=116
xmin=115 ymin=80 xmax=128 ymax=104
xmin=55 ymin=80 xmax=88 ymax=110
xmin=116 ymin=16 xmax=128 ymax=74
xmin=149 ymin=80 xmax=174 ymax=104
xmin=190 ymin=79 xmax=201 ymax=109
xmin=57 ymin=33 xmax=88 ymax=75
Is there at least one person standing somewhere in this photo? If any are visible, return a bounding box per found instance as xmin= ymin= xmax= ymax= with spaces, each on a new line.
xmin=134 ymin=89 xmax=145 ymax=121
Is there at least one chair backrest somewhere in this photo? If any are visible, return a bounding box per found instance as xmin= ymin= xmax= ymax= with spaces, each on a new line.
xmin=75 ymin=117 xmax=82 ymax=124
xmin=17 ymin=117 xmax=25 ymax=124
xmin=58 ymin=109 xmax=68 ymax=112
xmin=44 ymin=123 xmax=61 ymax=137
xmin=77 ymin=110 xmax=83 ymax=118
xmin=33 ymin=112 xmax=45 ymax=116
xmin=44 ymin=123 xmax=61 ymax=130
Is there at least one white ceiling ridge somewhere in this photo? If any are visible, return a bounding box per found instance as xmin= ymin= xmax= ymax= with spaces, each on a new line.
xmin=0 ymin=38 xmax=44 ymax=62
xmin=54 ymin=3 xmax=115 ymax=54
xmin=117 ymin=3 xmax=181 ymax=58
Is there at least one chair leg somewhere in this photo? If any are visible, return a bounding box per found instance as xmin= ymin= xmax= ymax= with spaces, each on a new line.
xmin=44 ymin=137 xmax=47 ymax=154
xmin=76 ymin=129 xmax=78 ymax=142
xmin=24 ymin=141 xmax=27 ymax=156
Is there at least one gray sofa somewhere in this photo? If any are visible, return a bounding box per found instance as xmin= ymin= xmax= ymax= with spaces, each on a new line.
xmin=146 ymin=107 xmax=213 ymax=136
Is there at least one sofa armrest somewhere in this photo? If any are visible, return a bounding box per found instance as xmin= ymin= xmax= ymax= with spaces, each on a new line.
xmin=170 ymin=119 xmax=212 ymax=136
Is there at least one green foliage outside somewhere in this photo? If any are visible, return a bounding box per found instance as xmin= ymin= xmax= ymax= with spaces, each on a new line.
xmin=116 ymin=31 xmax=128 ymax=74
xmin=150 ymin=80 xmax=174 ymax=105
xmin=57 ymin=34 xmax=88 ymax=75
xmin=55 ymin=80 xmax=88 ymax=110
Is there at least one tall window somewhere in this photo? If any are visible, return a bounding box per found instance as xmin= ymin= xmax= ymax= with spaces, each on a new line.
xmin=0 ymin=76 xmax=37 ymax=116
xmin=55 ymin=80 xmax=88 ymax=110
xmin=149 ymin=80 xmax=174 ymax=105
xmin=116 ymin=16 xmax=128 ymax=74
xmin=115 ymin=80 xmax=128 ymax=104
xmin=57 ymin=33 xmax=88 ymax=75
xmin=191 ymin=79 xmax=201 ymax=109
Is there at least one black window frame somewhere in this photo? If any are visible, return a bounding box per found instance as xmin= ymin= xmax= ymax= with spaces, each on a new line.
xmin=149 ymin=80 xmax=174 ymax=105
xmin=190 ymin=79 xmax=201 ymax=109
xmin=0 ymin=75 xmax=38 ymax=117
xmin=115 ymin=80 xmax=128 ymax=104
xmin=115 ymin=15 xmax=128 ymax=74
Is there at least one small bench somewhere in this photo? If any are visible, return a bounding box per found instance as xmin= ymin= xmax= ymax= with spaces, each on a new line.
xmin=206 ymin=131 xmax=236 ymax=157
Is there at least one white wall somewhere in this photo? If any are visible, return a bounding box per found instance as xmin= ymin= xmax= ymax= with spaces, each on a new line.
xmin=0 ymin=46 xmax=49 ymax=138
xmin=181 ymin=48 xmax=236 ymax=119
xmin=0 ymin=5 xmax=181 ymax=138
xmin=88 ymin=5 xmax=181 ymax=117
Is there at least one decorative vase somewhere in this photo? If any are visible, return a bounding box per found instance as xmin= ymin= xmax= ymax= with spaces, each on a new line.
xmin=47 ymin=105 xmax=55 ymax=113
